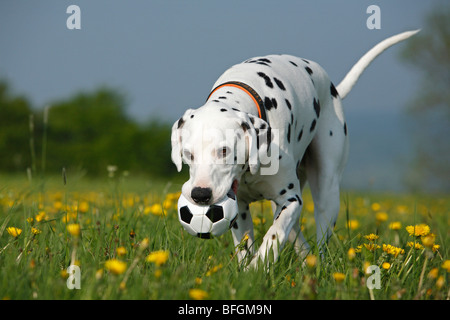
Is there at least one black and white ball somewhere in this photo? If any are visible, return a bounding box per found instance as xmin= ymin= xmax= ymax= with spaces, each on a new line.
xmin=177 ymin=191 xmax=238 ymax=239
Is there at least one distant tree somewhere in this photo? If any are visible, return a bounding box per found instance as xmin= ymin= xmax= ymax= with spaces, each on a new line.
xmin=400 ymin=5 xmax=450 ymax=192
xmin=43 ymin=87 xmax=177 ymax=178
xmin=0 ymin=81 xmax=32 ymax=171
xmin=0 ymin=82 xmax=177 ymax=179
xmin=137 ymin=119 xmax=177 ymax=178
xmin=44 ymin=88 xmax=140 ymax=175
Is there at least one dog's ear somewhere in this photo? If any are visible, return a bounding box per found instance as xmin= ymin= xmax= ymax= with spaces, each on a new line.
xmin=171 ymin=109 xmax=194 ymax=172
xmin=234 ymin=111 xmax=271 ymax=175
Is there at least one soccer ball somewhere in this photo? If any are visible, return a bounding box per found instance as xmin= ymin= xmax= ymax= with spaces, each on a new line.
xmin=177 ymin=191 xmax=238 ymax=239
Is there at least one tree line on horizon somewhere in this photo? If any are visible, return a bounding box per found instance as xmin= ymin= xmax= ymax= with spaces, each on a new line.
xmin=0 ymin=81 xmax=181 ymax=180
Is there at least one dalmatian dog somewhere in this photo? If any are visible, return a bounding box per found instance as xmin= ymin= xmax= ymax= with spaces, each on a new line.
xmin=171 ymin=30 xmax=418 ymax=267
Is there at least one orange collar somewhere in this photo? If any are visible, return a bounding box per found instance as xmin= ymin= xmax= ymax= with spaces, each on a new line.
xmin=206 ymin=81 xmax=267 ymax=121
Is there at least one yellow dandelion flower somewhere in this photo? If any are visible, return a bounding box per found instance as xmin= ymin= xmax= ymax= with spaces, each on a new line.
xmin=149 ymin=203 xmax=165 ymax=216
xmin=432 ymin=244 xmax=440 ymax=252
xmin=7 ymin=227 xmax=22 ymax=238
xmin=236 ymin=234 xmax=249 ymax=251
xmin=371 ymin=202 xmax=381 ymax=211
xmin=104 ymin=259 xmax=127 ymax=275
xmin=363 ymin=261 xmax=371 ymax=274
xmin=305 ymin=254 xmax=317 ymax=268
xmin=78 ymin=201 xmax=89 ymax=213
xmin=428 ymin=268 xmax=439 ymax=279
xmin=66 ymin=223 xmax=81 ymax=237
xmin=382 ymin=262 xmax=391 ymax=270
xmin=347 ymin=248 xmax=356 ymax=261
xmin=382 ymin=244 xmax=405 ymax=257
xmin=95 ymin=269 xmax=104 ymax=280
xmin=139 ymin=238 xmax=150 ymax=251
xmin=163 ymin=199 xmax=175 ymax=211
xmin=375 ymin=212 xmax=388 ymax=223
xmin=53 ymin=201 xmax=63 ymax=211
xmin=31 ymin=227 xmax=41 ymax=235
xmin=436 ymin=276 xmax=445 ymax=289
xmin=146 ymin=250 xmax=169 ymax=266
xmin=407 ymin=242 xmax=424 ymax=250
xmin=252 ymin=216 xmax=266 ymax=226
xmin=61 ymin=213 xmax=71 ymax=224
xmin=116 ymin=246 xmax=127 ymax=257
xmin=333 ymin=272 xmax=345 ymax=283
xmin=347 ymin=219 xmax=360 ymax=230
xmin=421 ymin=233 xmax=435 ymax=248
xmin=364 ymin=233 xmax=379 ymax=242
xmin=406 ymin=224 xmax=430 ymax=237
xmin=442 ymin=260 xmax=450 ymax=273
xmin=363 ymin=243 xmax=380 ymax=252
xmin=35 ymin=211 xmax=46 ymax=222
xmin=189 ymin=288 xmax=209 ymax=300
xmin=26 ymin=217 xmax=34 ymax=225
xmin=165 ymin=192 xmax=181 ymax=202
xmin=143 ymin=206 xmax=152 ymax=215
xmin=389 ymin=221 xmax=402 ymax=230
xmin=206 ymin=263 xmax=223 ymax=276
xmin=60 ymin=269 xmax=69 ymax=279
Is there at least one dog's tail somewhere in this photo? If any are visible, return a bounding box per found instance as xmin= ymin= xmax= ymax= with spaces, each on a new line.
xmin=336 ymin=29 xmax=420 ymax=100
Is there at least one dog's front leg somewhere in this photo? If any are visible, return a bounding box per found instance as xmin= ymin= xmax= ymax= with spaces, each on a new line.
xmin=231 ymin=200 xmax=255 ymax=263
xmin=249 ymin=191 xmax=303 ymax=269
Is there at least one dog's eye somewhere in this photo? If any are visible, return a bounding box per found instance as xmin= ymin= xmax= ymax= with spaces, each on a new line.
xmin=183 ymin=150 xmax=194 ymax=161
xmin=217 ymin=147 xmax=230 ymax=159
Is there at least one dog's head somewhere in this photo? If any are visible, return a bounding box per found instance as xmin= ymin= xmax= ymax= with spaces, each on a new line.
xmin=171 ymin=103 xmax=272 ymax=205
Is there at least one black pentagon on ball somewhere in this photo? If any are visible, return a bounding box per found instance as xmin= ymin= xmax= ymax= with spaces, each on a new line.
xmin=179 ymin=206 xmax=193 ymax=224
xmin=206 ymin=205 xmax=224 ymax=223
xmin=197 ymin=233 xmax=212 ymax=239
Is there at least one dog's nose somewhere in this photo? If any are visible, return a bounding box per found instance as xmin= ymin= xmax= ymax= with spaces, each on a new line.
xmin=191 ymin=187 xmax=212 ymax=204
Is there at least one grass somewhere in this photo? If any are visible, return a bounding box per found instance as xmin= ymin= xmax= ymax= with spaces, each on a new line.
xmin=0 ymin=172 xmax=448 ymax=300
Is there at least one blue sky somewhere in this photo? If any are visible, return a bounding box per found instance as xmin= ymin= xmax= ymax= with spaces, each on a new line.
xmin=0 ymin=1 xmax=441 ymax=190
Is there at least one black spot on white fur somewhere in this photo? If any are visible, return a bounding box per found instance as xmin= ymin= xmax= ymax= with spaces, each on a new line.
xmin=310 ymin=119 xmax=317 ymax=132
xmin=274 ymin=78 xmax=286 ymax=91
xmin=297 ymin=128 xmax=303 ymax=142
xmin=313 ymin=98 xmax=320 ymax=118
xmin=177 ymin=117 xmax=185 ymax=129
xmin=287 ymin=124 xmax=291 ymax=143
xmin=264 ymin=97 xmax=278 ymax=111
xmin=285 ymin=99 xmax=292 ymax=110
xmin=257 ymin=72 xmax=273 ymax=88
xmin=330 ymin=82 xmax=339 ymax=98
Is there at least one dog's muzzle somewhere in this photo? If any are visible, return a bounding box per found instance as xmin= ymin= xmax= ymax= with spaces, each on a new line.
xmin=191 ymin=179 xmax=239 ymax=205
xmin=191 ymin=187 xmax=212 ymax=204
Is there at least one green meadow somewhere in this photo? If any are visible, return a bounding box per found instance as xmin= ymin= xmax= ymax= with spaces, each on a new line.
xmin=0 ymin=173 xmax=448 ymax=300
